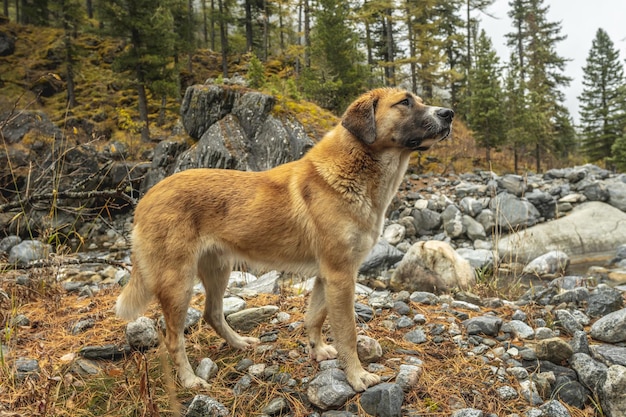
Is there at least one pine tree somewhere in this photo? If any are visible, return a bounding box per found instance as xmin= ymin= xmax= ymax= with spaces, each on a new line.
xmin=579 ymin=28 xmax=626 ymax=165
xmin=504 ymin=0 xmax=571 ymax=173
xmin=465 ymin=29 xmax=505 ymax=163
xmin=96 ymin=0 xmax=176 ymax=141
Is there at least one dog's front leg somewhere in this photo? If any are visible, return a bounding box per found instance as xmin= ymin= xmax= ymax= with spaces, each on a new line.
xmin=322 ymin=268 xmax=381 ymax=392
xmin=305 ymin=276 xmax=338 ymax=361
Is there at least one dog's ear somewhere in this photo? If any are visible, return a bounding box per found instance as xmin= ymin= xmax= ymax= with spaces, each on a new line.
xmin=341 ymin=92 xmax=378 ymax=145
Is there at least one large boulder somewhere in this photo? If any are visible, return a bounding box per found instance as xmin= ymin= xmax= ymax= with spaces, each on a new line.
xmin=390 ymin=241 xmax=475 ymax=293
xmin=497 ymin=202 xmax=626 ymax=263
xmin=175 ymin=84 xmax=314 ymax=173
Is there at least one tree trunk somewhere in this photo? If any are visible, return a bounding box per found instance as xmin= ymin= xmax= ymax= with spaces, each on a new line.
xmin=4 ymin=0 xmax=9 ymax=18
xmin=136 ymin=80 xmax=150 ymax=141
xmin=263 ymin=0 xmax=268 ymax=60
xmin=218 ymin=0 xmax=228 ymax=78
xmin=188 ymin=0 xmax=193 ymax=73
xmin=514 ymin=146 xmax=519 ymax=174
xmin=85 ymin=0 xmax=92 ymax=19
xmin=406 ymin=1 xmax=416 ymax=93
xmin=278 ymin=0 xmax=284 ymax=53
xmin=158 ymin=95 xmax=167 ymax=126
xmin=386 ymin=9 xmax=395 ymax=85
xmin=65 ymin=43 xmax=76 ymax=108
xmin=485 ymin=146 xmax=491 ymax=164
xmin=210 ymin=0 xmax=215 ymax=50
xmin=303 ymin=0 xmax=310 ymax=68
xmin=244 ymin=0 xmax=253 ymax=52
xmin=202 ymin=0 xmax=208 ymax=47
xmin=535 ymin=143 xmax=541 ymax=173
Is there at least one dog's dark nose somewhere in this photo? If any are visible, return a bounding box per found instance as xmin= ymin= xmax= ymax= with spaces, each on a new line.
xmin=436 ymin=108 xmax=454 ymax=123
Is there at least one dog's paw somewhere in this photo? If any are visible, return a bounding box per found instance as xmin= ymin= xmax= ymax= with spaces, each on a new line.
xmin=230 ymin=336 xmax=260 ymax=350
xmin=310 ymin=343 xmax=338 ymax=362
xmin=346 ymin=369 xmax=381 ymax=392
xmin=180 ymin=375 xmax=211 ymax=390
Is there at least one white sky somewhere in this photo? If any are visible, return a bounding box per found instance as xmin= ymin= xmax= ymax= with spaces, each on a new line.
xmin=477 ymin=0 xmax=626 ymax=124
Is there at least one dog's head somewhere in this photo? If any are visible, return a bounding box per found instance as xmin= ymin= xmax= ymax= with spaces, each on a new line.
xmin=341 ymin=88 xmax=454 ymax=151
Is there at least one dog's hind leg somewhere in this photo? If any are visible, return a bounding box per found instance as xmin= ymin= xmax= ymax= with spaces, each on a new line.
xmin=156 ymin=268 xmax=208 ymax=389
xmin=305 ymin=276 xmax=338 ymax=361
xmin=198 ymin=252 xmax=260 ymax=349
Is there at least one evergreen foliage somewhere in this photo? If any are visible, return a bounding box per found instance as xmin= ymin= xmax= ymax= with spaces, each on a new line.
xmin=578 ymin=28 xmax=626 ymax=165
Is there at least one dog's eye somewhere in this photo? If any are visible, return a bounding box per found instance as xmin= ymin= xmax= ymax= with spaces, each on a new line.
xmin=398 ymin=98 xmax=410 ymax=107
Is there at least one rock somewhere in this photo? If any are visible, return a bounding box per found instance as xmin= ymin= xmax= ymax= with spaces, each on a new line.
xmin=306 ymin=369 xmax=356 ymax=410
xmin=552 ymin=377 xmax=590 ymax=409
xmin=456 ymin=248 xmax=494 ymax=269
xmin=522 ymin=251 xmax=570 ymax=278
xmin=570 ymin=330 xmax=590 ymax=355
xmin=359 ymin=239 xmax=405 ymax=275
xmin=462 ymin=215 xmax=487 ymax=241
xmin=185 ymin=394 xmax=229 ymax=417
xmin=591 ymin=345 xmax=626 ymax=367
xmin=261 ymin=397 xmax=290 ymax=416
xmin=196 ymin=358 xmax=219 ymax=382
xmin=368 ymin=290 xmax=394 ymax=309
xmin=0 ymin=235 xmax=21 ymax=254
xmin=0 ymin=31 xmax=16 ymax=56
xmin=8 ymin=240 xmax=51 ymax=264
xmin=498 ymin=202 xmax=626 ymax=263
xmin=570 ymin=353 xmax=607 ymax=392
xmin=71 ymin=318 xmax=96 ymax=335
xmin=539 ymin=400 xmax=572 ymax=417
xmin=359 ymin=383 xmax=404 ymax=417
xmin=227 ymin=306 xmax=279 ymax=332
xmin=601 ymin=365 xmax=626 ymax=417
xmin=586 ymin=286 xmax=624 ymax=318
xmin=0 ymin=110 xmax=62 ymax=145
xmin=502 ymin=320 xmax=534 ymax=339
xmin=79 ymin=345 xmax=130 ymax=360
xmin=15 ymin=358 xmax=40 ymax=380
xmin=497 ymin=174 xmax=527 ymax=196
xmin=590 ymin=308 xmax=626 ymax=343
xmin=554 ymin=309 xmax=583 ymax=335
xmin=534 ymin=337 xmax=573 ymax=364
xmin=451 ymin=409 xmax=483 ymax=417
xmin=409 ymin=291 xmax=440 ymax=305
xmin=526 ymin=189 xmax=556 ymax=220
xmin=223 ymin=296 xmax=247 ymax=316
xmin=459 ymin=197 xmax=483 ymax=217
xmin=442 ymin=205 xmax=466 ymax=238
xmin=413 ymin=208 xmax=442 ymax=233
xmin=496 ymin=385 xmax=519 ymax=401
xmin=125 ymin=317 xmax=159 ymax=349
xmin=607 ymin=181 xmax=626 ymax=211
xmin=404 ymin=328 xmax=427 ymax=344
xmin=354 ymin=303 xmax=374 ymax=322
xmin=462 ymin=316 xmax=502 ymax=337
xmin=242 ymin=271 xmax=281 ymax=294
xmin=356 ymin=335 xmax=382 ymax=363
xmin=489 ymin=192 xmax=540 ymax=231
xmin=395 ymin=364 xmax=422 ymax=391
xmin=390 ymin=241 xmax=475 ymax=293
xmin=383 ymin=223 xmax=406 ymax=245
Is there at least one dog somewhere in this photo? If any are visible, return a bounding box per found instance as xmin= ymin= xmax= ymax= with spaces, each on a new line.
xmin=116 ymin=87 xmax=454 ymax=392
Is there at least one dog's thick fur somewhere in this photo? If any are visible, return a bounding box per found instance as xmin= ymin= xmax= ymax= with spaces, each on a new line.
xmin=116 ymin=88 xmax=454 ymax=391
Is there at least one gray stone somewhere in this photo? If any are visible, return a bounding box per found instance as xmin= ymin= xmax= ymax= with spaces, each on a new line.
xmin=79 ymin=344 xmax=130 ymax=360
xmin=607 ymin=181 xmax=626 ymax=211
xmin=413 ymin=208 xmax=442 ymax=232
xmin=126 ymin=317 xmax=159 ymax=349
xmin=496 ymin=385 xmax=519 ymax=401
xmin=570 ymin=353 xmax=608 ymax=392
xmin=554 ymin=309 xmax=583 ymax=335
xmin=368 ymin=290 xmax=395 ymax=309
xmin=243 ymin=270 xmax=281 ymax=294
xmin=451 ymin=409 xmax=484 ymax=417
xmin=552 ymin=376 xmax=589 ymax=409
xmin=404 ymin=329 xmax=427 ymax=344
xmin=456 ymin=248 xmax=494 ymax=269
xmin=383 ymin=223 xmax=406 ymax=245
xmin=442 ymin=205 xmax=466 ymax=238
xmin=476 ymin=209 xmax=496 ymax=235
xmin=519 ymin=379 xmax=544 ymax=405
xmin=526 ymin=189 xmax=557 ymax=220
xmin=71 ymin=318 xmax=96 ymax=335
xmin=8 ymin=240 xmax=51 ymax=265
xmin=522 ymin=251 xmax=570 ymax=277
xmin=409 ymin=291 xmax=440 ymax=305
xmin=15 ymin=358 xmax=40 ymax=380
xmin=462 ymin=215 xmax=488 ymax=241
xmin=226 ymin=306 xmax=279 ymax=332
xmin=196 ymin=358 xmax=219 ymax=381
xmin=538 ymin=400 xmax=571 ymax=417
xmin=489 ymin=192 xmax=540 ymax=232
xmin=306 ymin=369 xmax=356 ymax=410
xmin=570 ymin=330 xmax=590 ymax=355
xmin=460 ymin=197 xmax=483 ymax=217
xmin=355 ymin=303 xmax=374 ymax=322
xmin=591 ymin=345 xmax=626 ymax=367
xmin=586 ymin=286 xmax=624 ymax=318
xmin=356 ymin=335 xmax=382 ymax=363
xmin=185 ymin=394 xmax=229 ymax=417
xmin=223 ymin=297 xmax=246 ymax=316
xmin=497 ymin=174 xmax=527 ymax=196
xmin=502 ymin=320 xmax=535 ymax=339
xmin=497 ymin=202 xmax=626 ymax=263
xmin=601 ymin=365 xmax=626 ymax=417
xmin=395 ymin=364 xmax=422 ymax=392
xmin=0 ymin=235 xmax=21 ymax=254
xmin=359 ymin=383 xmax=404 ymax=417
xmin=261 ymin=397 xmax=290 ymax=416
xmin=590 ymin=308 xmax=626 ymax=343
xmin=462 ymin=316 xmax=502 ymax=336
xmin=359 ymin=239 xmax=404 ymax=275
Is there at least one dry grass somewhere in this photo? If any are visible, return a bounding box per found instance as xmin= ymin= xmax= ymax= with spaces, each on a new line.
xmin=0 ymin=266 xmax=601 ymax=417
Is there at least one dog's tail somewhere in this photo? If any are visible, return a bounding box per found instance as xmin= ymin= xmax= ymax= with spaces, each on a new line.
xmin=116 ymin=257 xmax=152 ymax=320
